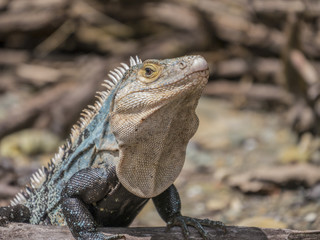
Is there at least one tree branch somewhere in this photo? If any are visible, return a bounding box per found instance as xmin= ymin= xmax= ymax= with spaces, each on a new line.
xmin=0 ymin=223 xmax=320 ymax=240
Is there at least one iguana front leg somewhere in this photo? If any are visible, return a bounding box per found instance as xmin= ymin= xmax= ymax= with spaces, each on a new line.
xmin=61 ymin=168 xmax=123 ymax=240
xmin=152 ymin=185 xmax=225 ymax=240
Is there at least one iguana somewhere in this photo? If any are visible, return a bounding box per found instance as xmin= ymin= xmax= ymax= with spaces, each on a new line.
xmin=0 ymin=55 xmax=225 ymax=239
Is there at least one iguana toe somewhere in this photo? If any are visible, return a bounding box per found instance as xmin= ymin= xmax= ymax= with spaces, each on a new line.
xmin=167 ymin=215 xmax=225 ymax=240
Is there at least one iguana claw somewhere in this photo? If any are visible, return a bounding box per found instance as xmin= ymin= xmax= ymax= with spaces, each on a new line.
xmin=166 ymin=215 xmax=226 ymax=240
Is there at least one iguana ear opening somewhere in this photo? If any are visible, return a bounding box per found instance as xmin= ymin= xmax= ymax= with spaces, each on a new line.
xmin=138 ymin=63 xmax=162 ymax=83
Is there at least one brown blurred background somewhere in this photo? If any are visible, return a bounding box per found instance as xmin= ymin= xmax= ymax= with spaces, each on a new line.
xmin=0 ymin=0 xmax=320 ymax=230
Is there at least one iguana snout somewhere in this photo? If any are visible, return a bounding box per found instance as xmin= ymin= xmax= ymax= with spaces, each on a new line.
xmin=190 ymin=55 xmax=208 ymax=72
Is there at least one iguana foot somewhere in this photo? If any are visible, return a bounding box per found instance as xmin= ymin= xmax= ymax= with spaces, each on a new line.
xmin=78 ymin=231 xmax=125 ymax=240
xmin=166 ymin=215 xmax=225 ymax=240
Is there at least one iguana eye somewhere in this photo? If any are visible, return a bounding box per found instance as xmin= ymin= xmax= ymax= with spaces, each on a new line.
xmin=139 ymin=63 xmax=162 ymax=83
xmin=145 ymin=67 xmax=154 ymax=76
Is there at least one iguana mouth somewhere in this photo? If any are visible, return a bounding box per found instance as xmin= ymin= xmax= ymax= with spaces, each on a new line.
xmin=161 ymin=69 xmax=209 ymax=89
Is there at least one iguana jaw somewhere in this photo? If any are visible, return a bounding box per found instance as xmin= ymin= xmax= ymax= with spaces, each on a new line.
xmin=110 ymin=55 xmax=209 ymax=198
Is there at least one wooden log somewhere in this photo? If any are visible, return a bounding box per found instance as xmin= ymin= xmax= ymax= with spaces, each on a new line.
xmin=0 ymin=56 xmax=110 ymax=138
xmin=0 ymin=0 xmax=8 ymax=10
xmin=0 ymin=10 xmax=64 ymax=33
xmin=252 ymin=0 xmax=320 ymax=16
xmin=191 ymin=0 xmax=284 ymax=54
xmin=0 ymin=81 xmax=75 ymax=139
xmin=16 ymin=64 xmax=63 ymax=87
xmin=0 ymin=49 xmax=29 ymax=65
xmin=0 ymin=184 xmax=19 ymax=199
xmin=290 ymin=50 xmax=319 ymax=92
xmin=0 ymin=223 xmax=319 ymax=240
xmin=204 ymin=81 xmax=293 ymax=105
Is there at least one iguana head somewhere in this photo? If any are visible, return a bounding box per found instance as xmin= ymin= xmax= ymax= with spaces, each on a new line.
xmin=110 ymin=55 xmax=209 ymax=198
xmin=111 ymin=55 xmax=208 ymax=113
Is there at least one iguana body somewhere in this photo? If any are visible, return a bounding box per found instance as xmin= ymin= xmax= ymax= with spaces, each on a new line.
xmin=0 ymin=55 xmax=224 ymax=239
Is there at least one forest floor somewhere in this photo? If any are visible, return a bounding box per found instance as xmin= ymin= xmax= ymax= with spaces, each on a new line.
xmin=0 ymin=93 xmax=319 ymax=231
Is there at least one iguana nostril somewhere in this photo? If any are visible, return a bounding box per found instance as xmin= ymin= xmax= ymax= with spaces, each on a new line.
xmin=179 ymin=62 xmax=187 ymax=69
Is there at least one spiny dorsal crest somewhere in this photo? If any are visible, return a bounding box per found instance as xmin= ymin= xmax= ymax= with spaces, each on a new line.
xmin=69 ymin=56 xmax=142 ymax=145
xmin=10 ymin=56 xmax=142 ymax=206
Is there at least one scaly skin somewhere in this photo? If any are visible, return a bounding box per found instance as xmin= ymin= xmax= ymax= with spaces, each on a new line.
xmin=0 ymin=55 xmax=225 ymax=239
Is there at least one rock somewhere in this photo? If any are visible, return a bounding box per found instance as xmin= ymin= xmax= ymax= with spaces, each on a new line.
xmin=228 ymin=164 xmax=320 ymax=193
xmin=206 ymin=198 xmax=229 ymax=212
xmin=0 ymin=129 xmax=61 ymax=166
xmin=278 ymin=145 xmax=310 ymax=164
xmin=304 ymin=213 xmax=317 ymax=223
xmin=278 ymin=133 xmax=320 ymax=164
xmin=306 ymin=183 xmax=320 ymax=201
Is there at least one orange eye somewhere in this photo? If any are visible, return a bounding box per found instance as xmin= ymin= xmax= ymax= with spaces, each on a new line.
xmin=138 ymin=63 xmax=161 ymax=83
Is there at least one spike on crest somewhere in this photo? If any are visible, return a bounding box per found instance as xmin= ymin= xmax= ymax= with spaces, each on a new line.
xmin=118 ymin=67 xmax=125 ymax=73
xmin=114 ymin=68 xmax=123 ymax=78
xmin=101 ymin=84 xmax=111 ymax=91
xmin=130 ymin=56 xmax=136 ymax=67
xmin=96 ymin=95 xmax=104 ymax=103
xmin=108 ymin=74 xmax=118 ymax=83
xmin=88 ymin=105 xmax=95 ymax=110
xmin=110 ymin=71 xmax=121 ymax=80
xmin=136 ymin=55 xmax=141 ymax=64
xmin=121 ymin=63 xmax=129 ymax=70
